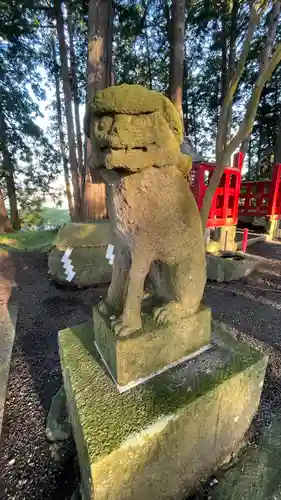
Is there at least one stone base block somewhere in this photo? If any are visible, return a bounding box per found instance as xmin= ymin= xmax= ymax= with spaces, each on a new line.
xmin=93 ymin=304 xmax=211 ymax=389
xmin=207 ymin=252 xmax=259 ymax=283
xmin=59 ymin=322 xmax=267 ymax=500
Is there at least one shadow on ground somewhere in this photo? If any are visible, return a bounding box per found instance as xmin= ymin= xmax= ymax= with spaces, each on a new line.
xmin=0 ymin=252 xmax=107 ymax=500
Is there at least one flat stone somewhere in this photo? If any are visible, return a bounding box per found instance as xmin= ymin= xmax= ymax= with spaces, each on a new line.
xmin=213 ymin=416 xmax=281 ymax=500
xmin=59 ymin=321 xmax=267 ymax=500
xmin=48 ymin=221 xmax=113 ymax=287
xmin=207 ymin=252 xmax=259 ymax=283
xmin=46 ymin=385 xmax=72 ymax=442
xmin=54 ymin=221 xmax=112 ymax=248
xmin=0 ymin=296 xmax=17 ymax=438
xmin=93 ymin=304 xmax=211 ymax=389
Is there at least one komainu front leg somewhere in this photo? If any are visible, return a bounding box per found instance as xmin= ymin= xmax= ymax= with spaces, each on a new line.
xmin=113 ymin=252 xmax=151 ymax=338
xmin=98 ymin=247 xmax=129 ymax=317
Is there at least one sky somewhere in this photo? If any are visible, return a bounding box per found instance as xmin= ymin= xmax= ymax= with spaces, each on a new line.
xmin=35 ymin=79 xmax=86 ymax=210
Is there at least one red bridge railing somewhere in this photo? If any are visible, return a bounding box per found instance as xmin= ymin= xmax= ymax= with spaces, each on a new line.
xmin=190 ymin=152 xmax=243 ymax=228
xmin=238 ymin=163 xmax=281 ymax=221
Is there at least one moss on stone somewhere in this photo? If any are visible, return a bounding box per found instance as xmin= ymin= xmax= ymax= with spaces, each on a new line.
xmin=48 ymin=246 xmax=112 ymax=287
xmin=59 ymin=321 xmax=266 ymax=465
xmin=59 ymin=321 xmax=267 ymax=499
xmin=48 ymin=221 xmax=113 ymax=287
xmin=55 ymin=221 xmax=112 ymax=248
xmin=93 ymin=304 xmax=211 ymax=386
xmin=93 ymin=112 xmax=179 ymax=151
xmin=96 ymin=147 xmax=181 ymax=172
xmin=91 ymin=84 xmax=183 ymax=143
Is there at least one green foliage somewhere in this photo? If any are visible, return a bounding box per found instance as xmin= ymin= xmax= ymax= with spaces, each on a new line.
xmin=20 ymin=198 xmax=44 ymax=229
xmin=0 ymin=0 xmax=62 ymax=223
xmin=1 ymin=0 xmax=281 ymax=225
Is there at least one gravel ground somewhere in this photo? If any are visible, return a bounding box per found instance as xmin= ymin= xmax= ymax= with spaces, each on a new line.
xmin=0 ymin=252 xmax=107 ymax=500
xmin=1 ymin=242 xmax=281 ymax=499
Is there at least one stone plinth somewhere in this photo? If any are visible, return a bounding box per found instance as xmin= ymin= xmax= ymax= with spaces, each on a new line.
xmin=59 ymin=322 xmax=267 ymax=500
xmin=93 ymin=304 xmax=211 ymax=390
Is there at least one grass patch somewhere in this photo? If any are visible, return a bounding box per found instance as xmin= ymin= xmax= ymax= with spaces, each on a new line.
xmin=41 ymin=207 xmax=70 ymax=227
xmin=0 ymin=230 xmax=56 ymax=252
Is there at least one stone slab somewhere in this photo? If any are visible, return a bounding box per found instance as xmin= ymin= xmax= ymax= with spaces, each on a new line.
xmin=207 ymin=252 xmax=259 ymax=283
xmin=93 ymin=304 xmax=211 ymax=388
xmin=59 ymin=321 xmax=267 ymax=500
xmin=213 ymin=416 xmax=281 ymax=500
xmin=0 ymin=298 xmax=18 ymax=438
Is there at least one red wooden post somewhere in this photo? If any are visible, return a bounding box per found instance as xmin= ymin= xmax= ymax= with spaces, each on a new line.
xmin=242 ymin=228 xmax=249 ymax=252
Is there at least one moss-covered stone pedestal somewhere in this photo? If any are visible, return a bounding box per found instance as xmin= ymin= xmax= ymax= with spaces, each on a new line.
xmin=93 ymin=304 xmax=211 ymax=390
xmin=59 ymin=322 xmax=267 ymax=500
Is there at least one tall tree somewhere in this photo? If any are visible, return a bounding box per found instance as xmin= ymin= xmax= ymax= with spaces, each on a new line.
xmin=169 ymin=0 xmax=185 ymax=121
xmin=51 ymin=32 xmax=74 ymax=218
xmin=66 ymin=2 xmax=84 ymax=183
xmin=200 ymin=0 xmax=281 ymax=228
xmin=0 ymin=0 xmax=61 ymax=230
xmin=0 ymin=107 xmax=20 ymax=229
xmin=54 ymin=0 xmax=82 ymax=221
xmin=83 ymin=0 xmax=114 ymax=220
xmin=0 ymin=187 xmax=13 ymax=233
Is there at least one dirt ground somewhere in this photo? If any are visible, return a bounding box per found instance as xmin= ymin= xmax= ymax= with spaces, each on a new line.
xmin=1 ymin=242 xmax=281 ymax=499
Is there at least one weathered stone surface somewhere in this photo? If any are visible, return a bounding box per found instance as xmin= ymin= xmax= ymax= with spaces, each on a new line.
xmin=54 ymin=221 xmax=112 ymax=248
xmin=213 ymin=416 xmax=281 ymax=500
xmin=207 ymin=252 xmax=259 ymax=283
xmin=46 ymin=385 xmax=72 ymax=442
xmin=90 ymin=84 xmax=183 ymax=143
xmin=93 ymin=304 xmax=211 ymax=388
xmin=48 ymin=221 xmax=112 ymax=287
xmin=87 ymin=84 xmax=205 ymax=338
xmin=59 ymin=321 xmax=267 ymax=500
xmin=97 ymin=164 xmax=206 ymax=337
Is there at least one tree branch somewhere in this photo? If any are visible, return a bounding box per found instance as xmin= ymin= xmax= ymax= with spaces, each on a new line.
xmin=216 ymin=1 xmax=266 ymax=158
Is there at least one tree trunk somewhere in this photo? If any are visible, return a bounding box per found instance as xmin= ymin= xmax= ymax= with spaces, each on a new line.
xmin=169 ymin=0 xmax=185 ymax=122
xmin=0 ymin=186 xmax=13 ymax=233
xmin=221 ymin=0 xmax=239 ymax=163
xmin=54 ymin=0 xmax=81 ymax=222
xmin=84 ymin=0 xmax=114 ymax=221
xmin=142 ymin=2 xmax=152 ymax=89
xmin=201 ymin=2 xmax=281 ymax=229
xmin=220 ymin=9 xmax=228 ymax=106
xmin=6 ymin=170 xmax=20 ymax=230
xmin=275 ymin=111 xmax=281 ymax=163
xmin=66 ymin=4 xmax=84 ymax=186
xmin=0 ymin=106 xmax=20 ymax=230
xmin=51 ymin=32 xmax=74 ymax=220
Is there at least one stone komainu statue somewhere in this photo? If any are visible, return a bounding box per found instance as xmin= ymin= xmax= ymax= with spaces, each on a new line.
xmin=86 ymin=84 xmax=206 ymax=338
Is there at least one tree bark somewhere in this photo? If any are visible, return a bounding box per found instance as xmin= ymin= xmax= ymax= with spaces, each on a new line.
xmin=51 ymin=32 xmax=74 ymax=220
xmin=220 ymin=0 xmax=239 ymax=162
xmin=83 ymin=0 xmax=114 ymax=221
xmin=66 ymin=4 xmax=84 ymax=185
xmin=54 ymin=0 xmax=81 ymax=221
xmin=0 ymin=186 xmax=13 ymax=233
xmin=169 ymin=0 xmax=185 ymax=122
xmin=6 ymin=170 xmax=20 ymax=230
xmin=0 ymin=106 xmax=20 ymax=230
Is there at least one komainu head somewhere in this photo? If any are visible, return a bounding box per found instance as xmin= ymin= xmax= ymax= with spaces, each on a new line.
xmin=85 ymin=84 xmax=192 ymax=177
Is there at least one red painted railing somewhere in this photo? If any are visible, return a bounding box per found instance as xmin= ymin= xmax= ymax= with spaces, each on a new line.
xmin=238 ymin=163 xmax=281 ymax=221
xmin=190 ymin=152 xmax=243 ymax=228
